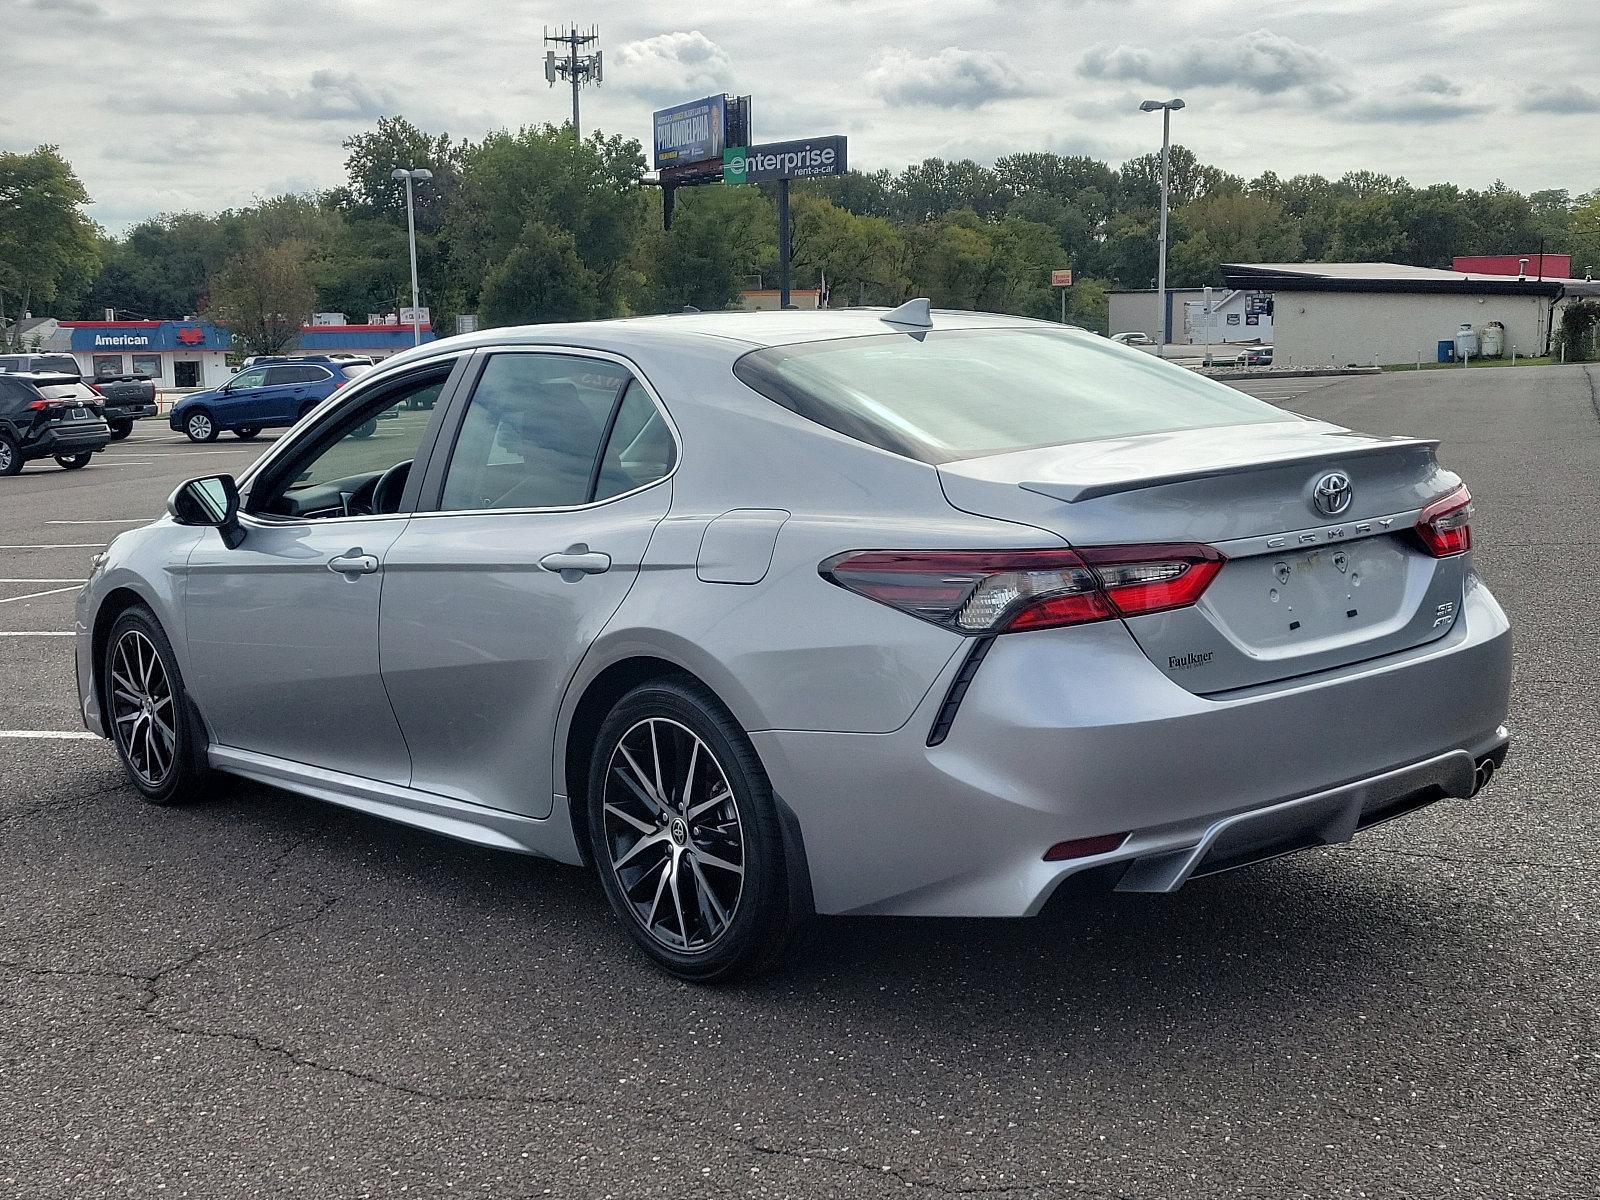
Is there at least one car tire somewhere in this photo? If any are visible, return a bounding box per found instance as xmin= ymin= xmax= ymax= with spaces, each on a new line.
xmin=234 ymin=426 xmax=262 ymax=440
xmin=586 ymin=679 xmax=806 ymax=983
xmin=297 ymin=403 xmax=319 ymax=422
xmin=103 ymin=605 xmax=211 ymax=806
xmin=351 ymin=419 xmax=377 ymax=439
xmin=0 ymin=431 xmax=20 ymax=476
xmin=184 ymin=410 xmax=219 ymax=443
xmin=108 ymin=421 xmax=133 ymax=441
xmin=55 ymin=452 xmax=93 ymax=470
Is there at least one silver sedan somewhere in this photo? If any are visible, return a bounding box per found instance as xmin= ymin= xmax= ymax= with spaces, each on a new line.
xmin=75 ymin=305 xmax=1512 ymax=981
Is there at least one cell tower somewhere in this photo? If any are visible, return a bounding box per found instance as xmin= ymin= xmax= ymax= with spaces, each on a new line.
xmin=544 ymin=25 xmax=602 ymax=139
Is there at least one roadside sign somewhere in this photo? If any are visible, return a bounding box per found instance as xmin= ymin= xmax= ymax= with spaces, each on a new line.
xmin=1051 ymin=269 xmax=1073 ymax=288
xmin=653 ymin=95 xmax=728 ymax=170
xmin=723 ymin=136 xmax=848 ymax=184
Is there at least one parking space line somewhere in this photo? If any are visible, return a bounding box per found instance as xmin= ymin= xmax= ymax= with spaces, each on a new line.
xmin=0 ymin=586 xmax=79 ymax=605
xmin=0 ymin=578 xmax=85 ymax=584
xmin=0 ymin=730 xmax=97 ymax=740
xmin=0 ymin=631 xmax=75 ymax=637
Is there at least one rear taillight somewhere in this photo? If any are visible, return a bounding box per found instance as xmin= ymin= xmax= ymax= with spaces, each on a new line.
xmin=88 ymin=383 xmax=105 ymax=396
xmin=1415 ymin=485 xmax=1472 ymax=557
xmin=820 ymin=543 xmax=1224 ymax=635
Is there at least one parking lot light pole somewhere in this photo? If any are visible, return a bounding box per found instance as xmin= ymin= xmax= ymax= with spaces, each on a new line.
xmin=1139 ymin=98 xmax=1185 ymax=358
xmin=391 ymin=168 xmax=433 ymax=346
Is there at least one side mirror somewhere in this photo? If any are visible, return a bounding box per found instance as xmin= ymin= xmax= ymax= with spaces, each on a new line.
xmin=168 ymin=474 xmax=245 ymax=548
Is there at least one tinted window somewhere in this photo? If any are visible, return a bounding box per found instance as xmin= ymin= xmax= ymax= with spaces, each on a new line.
xmin=0 ymin=357 xmax=22 ymax=373
xmin=37 ymin=355 xmax=80 ymax=375
xmin=267 ymin=365 xmax=329 ymax=385
xmin=439 ymin=354 xmax=631 ymax=512
xmin=734 ymin=328 xmax=1297 ymax=464
xmin=338 ymin=363 xmax=375 ymax=379
xmin=594 ymin=383 xmax=675 ymax=501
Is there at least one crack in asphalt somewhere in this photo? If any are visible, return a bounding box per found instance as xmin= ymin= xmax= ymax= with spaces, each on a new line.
xmin=2 ymin=841 xmax=1066 ymax=1199
xmin=1346 ymin=843 xmax=1596 ymax=877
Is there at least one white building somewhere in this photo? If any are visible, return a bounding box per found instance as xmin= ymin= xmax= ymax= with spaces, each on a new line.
xmin=1221 ymin=262 xmax=1600 ymax=367
xmin=1109 ymin=288 xmax=1273 ymax=346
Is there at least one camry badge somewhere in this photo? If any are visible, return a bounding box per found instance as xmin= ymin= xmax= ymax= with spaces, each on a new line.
xmin=1312 ymin=471 xmax=1353 ymax=517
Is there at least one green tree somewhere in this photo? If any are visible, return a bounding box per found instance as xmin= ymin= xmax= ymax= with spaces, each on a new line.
xmin=206 ymin=240 xmax=316 ymax=355
xmin=479 ymin=221 xmax=599 ymax=326
xmin=790 ymin=194 xmax=909 ymax=306
xmin=1169 ymin=192 xmax=1303 ymax=284
xmin=336 ymin=116 xmax=463 ymax=231
xmin=0 ymin=145 xmax=100 ymax=345
xmin=639 ymin=186 xmax=773 ymax=313
xmin=454 ymin=125 xmax=647 ymax=317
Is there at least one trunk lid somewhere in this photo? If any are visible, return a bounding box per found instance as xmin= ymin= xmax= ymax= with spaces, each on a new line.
xmin=939 ymin=420 xmax=1469 ymax=693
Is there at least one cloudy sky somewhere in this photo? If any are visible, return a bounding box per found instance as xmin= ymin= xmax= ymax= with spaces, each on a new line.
xmin=4 ymin=0 xmax=1597 ymax=231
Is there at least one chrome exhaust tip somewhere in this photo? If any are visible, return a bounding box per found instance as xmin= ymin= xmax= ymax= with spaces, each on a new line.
xmin=1470 ymin=757 xmax=1497 ymax=796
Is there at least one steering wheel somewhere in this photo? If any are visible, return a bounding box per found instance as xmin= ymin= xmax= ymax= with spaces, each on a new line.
xmin=369 ymin=459 xmax=413 ymax=515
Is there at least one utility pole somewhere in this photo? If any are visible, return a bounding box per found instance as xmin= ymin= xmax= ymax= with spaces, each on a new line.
xmin=545 ymin=25 xmax=602 ymax=140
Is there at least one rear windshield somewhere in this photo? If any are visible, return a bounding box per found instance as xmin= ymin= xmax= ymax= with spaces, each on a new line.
xmin=733 ymin=327 xmax=1296 ymax=464
xmin=338 ymin=363 xmax=375 ymax=378
xmin=36 ymin=355 xmax=81 ymax=376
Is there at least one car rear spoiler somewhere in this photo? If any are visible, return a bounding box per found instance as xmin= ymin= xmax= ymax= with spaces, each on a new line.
xmin=1019 ymin=437 xmax=1441 ymax=504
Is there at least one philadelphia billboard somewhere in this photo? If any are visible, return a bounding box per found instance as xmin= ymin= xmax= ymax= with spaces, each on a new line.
xmin=652 ymin=95 xmax=727 ymax=170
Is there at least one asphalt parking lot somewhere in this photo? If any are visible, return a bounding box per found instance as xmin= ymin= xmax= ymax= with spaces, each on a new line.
xmin=2 ymin=369 xmax=1596 ymax=1199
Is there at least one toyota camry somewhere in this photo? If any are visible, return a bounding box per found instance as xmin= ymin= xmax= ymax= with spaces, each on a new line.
xmin=75 ymin=304 xmax=1511 ymax=981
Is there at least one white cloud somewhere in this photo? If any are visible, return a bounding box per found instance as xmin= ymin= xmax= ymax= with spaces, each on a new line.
xmin=1080 ymin=29 xmax=1348 ymax=101
xmin=868 ymin=47 xmax=1044 ymax=109
xmin=611 ymin=31 xmax=733 ymax=103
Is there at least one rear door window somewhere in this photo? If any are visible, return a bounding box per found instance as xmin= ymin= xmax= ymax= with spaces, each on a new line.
xmin=438 ymin=354 xmax=636 ymax=512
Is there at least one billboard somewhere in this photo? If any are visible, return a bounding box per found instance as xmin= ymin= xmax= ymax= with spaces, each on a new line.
xmin=653 ymin=95 xmax=728 ymax=169
xmin=1051 ymin=269 xmax=1073 ymax=288
xmin=722 ymin=136 xmax=848 ymax=184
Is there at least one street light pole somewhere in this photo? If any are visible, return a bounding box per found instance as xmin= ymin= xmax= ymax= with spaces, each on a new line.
xmin=391 ymin=167 xmax=433 ymax=347
xmin=1140 ymin=98 xmax=1185 ymax=358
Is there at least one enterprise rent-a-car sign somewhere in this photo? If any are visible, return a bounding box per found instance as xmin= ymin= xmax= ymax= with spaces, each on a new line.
xmin=653 ymin=95 xmax=727 ymax=169
xmin=723 ymin=136 xmax=848 ymax=184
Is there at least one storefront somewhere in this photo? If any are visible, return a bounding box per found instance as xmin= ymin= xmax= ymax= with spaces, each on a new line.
xmin=60 ymin=321 xmax=232 ymax=389
xmin=296 ymin=322 xmax=436 ymax=359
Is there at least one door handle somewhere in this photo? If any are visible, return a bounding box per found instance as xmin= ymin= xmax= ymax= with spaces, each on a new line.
xmin=539 ymin=548 xmax=611 ymax=576
xmin=328 ymin=551 xmax=380 ymax=576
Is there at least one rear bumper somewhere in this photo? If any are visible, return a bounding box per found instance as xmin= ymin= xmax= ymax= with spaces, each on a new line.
xmin=26 ymin=424 xmax=111 ymax=457
xmin=753 ymin=578 xmax=1512 ymax=917
xmin=103 ymin=403 xmax=157 ymax=421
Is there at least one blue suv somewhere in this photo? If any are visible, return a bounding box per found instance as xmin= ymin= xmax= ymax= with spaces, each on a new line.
xmin=169 ymin=357 xmax=375 ymax=442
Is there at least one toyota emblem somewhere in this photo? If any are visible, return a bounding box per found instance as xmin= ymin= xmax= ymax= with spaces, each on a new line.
xmin=1312 ymin=471 xmax=1353 ymax=517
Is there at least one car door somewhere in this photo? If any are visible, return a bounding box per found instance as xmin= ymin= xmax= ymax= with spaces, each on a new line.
xmin=216 ymin=367 xmax=270 ymax=425
xmin=180 ymin=362 xmax=462 ymax=783
xmin=378 ymin=348 xmax=678 ymax=818
xmin=271 ymin=365 xmax=330 ymax=423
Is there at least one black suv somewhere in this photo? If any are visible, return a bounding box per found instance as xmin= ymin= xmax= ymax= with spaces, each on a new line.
xmin=0 ymin=373 xmax=112 ymax=475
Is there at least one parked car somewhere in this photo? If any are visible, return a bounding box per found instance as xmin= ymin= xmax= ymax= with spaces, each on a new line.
xmin=1110 ymin=331 xmax=1155 ymax=346
xmin=0 ymin=371 xmax=112 ymax=474
xmin=1245 ymin=345 xmax=1275 ymax=366
xmin=0 ymin=353 xmax=156 ymax=439
xmin=168 ymin=357 xmax=376 ymax=442
xmin=78 ymin=306 xmax=1511 ymax=981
